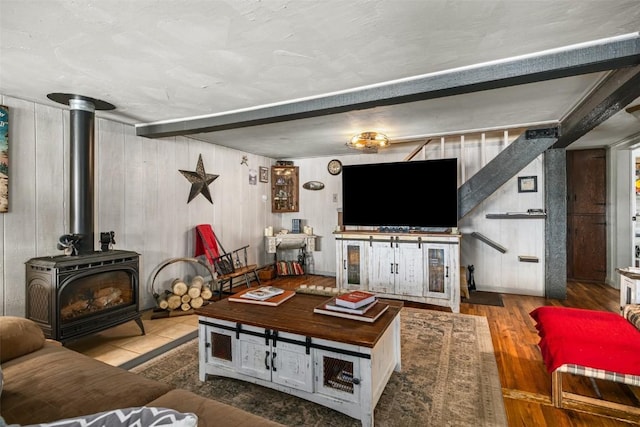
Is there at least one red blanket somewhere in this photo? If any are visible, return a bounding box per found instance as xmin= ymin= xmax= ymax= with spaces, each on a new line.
xmin=530 ymin=306 xmax=640 ymax=375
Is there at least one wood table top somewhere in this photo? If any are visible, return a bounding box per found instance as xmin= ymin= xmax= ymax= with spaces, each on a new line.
xmin=196 ymin=292 xmax=403 ymax=348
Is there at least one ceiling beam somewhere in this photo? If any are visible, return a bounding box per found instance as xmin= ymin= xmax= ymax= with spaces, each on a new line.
xmin=137 ymin=34 xmax=640 ymax=139
xmin=553 ymin=65 xmax=640 ymax=148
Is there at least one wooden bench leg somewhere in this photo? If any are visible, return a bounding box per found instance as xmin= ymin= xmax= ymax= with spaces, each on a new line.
xmin=552 ymin=370 xmax=563 ymax=408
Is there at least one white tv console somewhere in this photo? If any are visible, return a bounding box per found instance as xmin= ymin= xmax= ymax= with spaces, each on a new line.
xmin=335 ymin=231 xmax=461 ymax=313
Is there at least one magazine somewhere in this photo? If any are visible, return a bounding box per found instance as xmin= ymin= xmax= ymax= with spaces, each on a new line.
xmin=241 ymin=286 xmax=285 ymax=301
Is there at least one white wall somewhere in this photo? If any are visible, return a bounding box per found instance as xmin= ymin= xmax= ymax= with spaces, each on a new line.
xmin=0 ymin=95 xmax=276 ymax=315
xmin=9 ymin=95 xmax=632 ymax=316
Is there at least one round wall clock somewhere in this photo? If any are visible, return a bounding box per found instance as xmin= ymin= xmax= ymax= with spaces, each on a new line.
xmin=327 ymin=159 xmax=342 ymax=175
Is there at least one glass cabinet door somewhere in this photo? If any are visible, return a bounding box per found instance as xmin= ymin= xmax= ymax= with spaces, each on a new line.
xmin=425 ymin=244 xmax=450 ymax=299
xmin=271 ymin=166 xmax=299 ymax=212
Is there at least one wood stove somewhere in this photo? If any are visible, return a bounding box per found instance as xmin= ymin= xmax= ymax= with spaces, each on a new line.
xmin=25 ymin=94 xmax=144 ymax=343
xmin=25 ymin=250 xmax=144 ymax=343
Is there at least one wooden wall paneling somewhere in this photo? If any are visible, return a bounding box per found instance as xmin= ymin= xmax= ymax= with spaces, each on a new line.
xmin=96 ymin=119 xmax=126 ymax=251
xmin=34 ymin=103 xmax=65 ymax=257
xmin=140 ymin=135 xmax=161 ymax=309
xmin=3 ymin=98 xmax=37 ymax=315
xmin=122 ymin=130 xmax=148 ymax=304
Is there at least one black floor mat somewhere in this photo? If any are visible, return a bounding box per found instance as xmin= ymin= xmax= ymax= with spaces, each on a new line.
xmin=462 ymin=291 xmax=504 ymax=307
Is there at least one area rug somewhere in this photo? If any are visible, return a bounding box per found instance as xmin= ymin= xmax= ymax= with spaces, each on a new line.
xmin=131 ymin=307 xmax=507 ymax=426
xmin=462 ymin=291 xmax=504 ymax=307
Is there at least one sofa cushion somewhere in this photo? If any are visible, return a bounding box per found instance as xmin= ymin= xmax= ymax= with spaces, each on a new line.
xmin=23 ymin=406 xmax=197 ymax=427
xmin=0 ymin=316 xmax=45 ymax=363
xmin=147 ymin=389 xmax=285 ymax=427
xmin=1 ymin=343 xmax=174 ymax=425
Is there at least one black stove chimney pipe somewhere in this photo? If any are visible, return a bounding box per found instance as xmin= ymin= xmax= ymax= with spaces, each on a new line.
xmin=69 ymin=98 xmax=96 ymax=254
xmin=47 ymin=93 xmax=116 ymax=255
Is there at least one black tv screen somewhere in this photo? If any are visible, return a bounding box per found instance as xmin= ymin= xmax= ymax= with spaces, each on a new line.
xmin=341 ymin=158 xmax=458 ymax=228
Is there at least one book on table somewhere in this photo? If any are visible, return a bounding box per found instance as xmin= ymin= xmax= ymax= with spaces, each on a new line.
xmin=240 ymin=286 xmax=285 ymax=301
xmin=228 ymin=287 xmax=295 ymax=306
xmin=314 ymin=298 xmax=389 ymax=323
xmin=322 ymin=297 xmax=378 ymax=315
xmin=334 ymin=290 xmax=377 ymax=309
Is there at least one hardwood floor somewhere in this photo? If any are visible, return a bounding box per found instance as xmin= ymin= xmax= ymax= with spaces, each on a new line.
xmin=72 ymin=275 xmax=636 ymax=426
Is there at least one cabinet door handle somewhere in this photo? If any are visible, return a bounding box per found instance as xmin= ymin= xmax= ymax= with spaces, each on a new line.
xmin=390 ymin=263 xmax=394 ymax=274
xmin=395 ymin=263 xmax=399 ymax=274
xmin=343 ymin=259 xmax=346 ymax=269
xmin=271 ymin=352 xmax=277 ymax=371
xmin=446 ymin=266 xmax=449 ymax=278
xmin=265 ymin=351 xmax=270 ymax=370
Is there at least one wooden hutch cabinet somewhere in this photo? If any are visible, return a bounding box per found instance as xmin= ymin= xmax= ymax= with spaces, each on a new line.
xmin=271 ymin=165 xmax=299 ymax=212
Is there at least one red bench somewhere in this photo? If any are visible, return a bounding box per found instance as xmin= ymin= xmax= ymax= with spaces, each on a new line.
xmin=530 ymin=306 xmax=640 ymax=421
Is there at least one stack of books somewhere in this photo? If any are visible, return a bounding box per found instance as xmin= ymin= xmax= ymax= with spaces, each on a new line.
xmin=314 ymin=290 xmax=388 ymax=322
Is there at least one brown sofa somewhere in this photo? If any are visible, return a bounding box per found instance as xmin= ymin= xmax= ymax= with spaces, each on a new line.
xmin=0 ymin=316 xmax=283 ymax=427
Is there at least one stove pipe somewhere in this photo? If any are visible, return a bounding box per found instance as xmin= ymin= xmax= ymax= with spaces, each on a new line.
xmin=47 ymin=93 xmax=115 ymax=255
xmin=69 ymin=99 xmax=96 ymax=254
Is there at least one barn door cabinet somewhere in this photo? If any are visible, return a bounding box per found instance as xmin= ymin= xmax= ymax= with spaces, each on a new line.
xmin=200 ymin=319 xmax=313 ymax=392
xmin=335 ymin=232 xmax=460 ymax=312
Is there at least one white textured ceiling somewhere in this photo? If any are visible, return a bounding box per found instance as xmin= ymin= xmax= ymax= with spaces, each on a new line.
xmin=1 ymin=0 xmax=640 ymax=158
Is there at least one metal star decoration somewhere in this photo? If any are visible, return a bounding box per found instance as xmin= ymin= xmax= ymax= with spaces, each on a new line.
xmin=179 ymin=154 xmax=219 ymax=204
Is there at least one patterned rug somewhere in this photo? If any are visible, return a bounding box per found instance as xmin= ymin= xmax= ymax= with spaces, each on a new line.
xmin=131 ymin=308 xmax=507 ymax=426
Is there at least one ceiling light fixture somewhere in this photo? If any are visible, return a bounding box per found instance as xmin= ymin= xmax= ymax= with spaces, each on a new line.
xmin=346 ymin=131 xmax=390 ymax=153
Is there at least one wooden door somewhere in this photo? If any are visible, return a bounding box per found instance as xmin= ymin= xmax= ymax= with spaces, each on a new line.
xmin=566 ymin=149 xmax=606 ymax=282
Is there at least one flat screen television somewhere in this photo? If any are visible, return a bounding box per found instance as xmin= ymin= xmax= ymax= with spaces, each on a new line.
xmin=341 ymin=158 xmax=458 ymax=229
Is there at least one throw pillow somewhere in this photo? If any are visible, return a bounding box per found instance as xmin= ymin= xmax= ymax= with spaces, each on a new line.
xmin=623 ymin=304 xmax=640 ymax=330
xmin=24 ymin=407 xmax=198 ymax=427
xmin=0 ymin=316 xmax=45 ymax=363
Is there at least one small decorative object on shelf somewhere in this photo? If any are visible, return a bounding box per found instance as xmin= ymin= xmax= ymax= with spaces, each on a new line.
xmin=335 ymin=290 xmax=377 ymax=309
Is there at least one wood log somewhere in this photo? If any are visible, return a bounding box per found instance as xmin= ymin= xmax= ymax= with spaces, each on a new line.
xmin=180 ymin=302 xmax=191 ymax=311
xmin=167 ymin=293 xmax=182 ymax=310
xmin=93 ymin=289 xmax=123 ymax=308
xmin=190 ymin=296 xmax=204 ymax=309
xmin=155 ymin=292 xmax=169 ymax=310
xmin=201 ymin=286 xmax=213 ymax=300
xmin=60 ymin=299 xmax=89 ymax=319
xmin=171 ymin=278 xmax=188 ymax=296
xmin=188 ymin=278 xmax=203 ymax=298
xmin=181 ymin=294 xmax=192 ymax=304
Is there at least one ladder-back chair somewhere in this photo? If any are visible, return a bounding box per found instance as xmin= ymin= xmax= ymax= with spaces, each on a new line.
xmin=194 ymin=224 xmax=260 ymax=298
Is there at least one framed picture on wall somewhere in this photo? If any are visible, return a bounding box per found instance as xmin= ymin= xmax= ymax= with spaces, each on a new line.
xmin=259 ymin=166 xmax=269 ymax=183
xmin=518 ymin=176 xmax=537 ymax=193
xmin=0 ymin=105 xmax=8 ymax=213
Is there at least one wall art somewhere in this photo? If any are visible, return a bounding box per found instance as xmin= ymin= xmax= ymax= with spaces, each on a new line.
xmin=0 ymin=105 xmax=8 ymax=213
xmin=259 ymin=166 xmax=269 ymax=183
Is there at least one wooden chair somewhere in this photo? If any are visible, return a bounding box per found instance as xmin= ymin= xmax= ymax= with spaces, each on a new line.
xmin=194 ymin=224 xmax=260 ymax=298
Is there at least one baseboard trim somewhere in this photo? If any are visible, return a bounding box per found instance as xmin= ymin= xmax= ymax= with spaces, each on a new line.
xmin=118 ymin=329 xmax=198 ymax=370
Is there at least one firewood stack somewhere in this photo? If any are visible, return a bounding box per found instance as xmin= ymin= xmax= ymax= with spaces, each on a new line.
xmin=155 ymin=275 xmax=214 ymax=313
